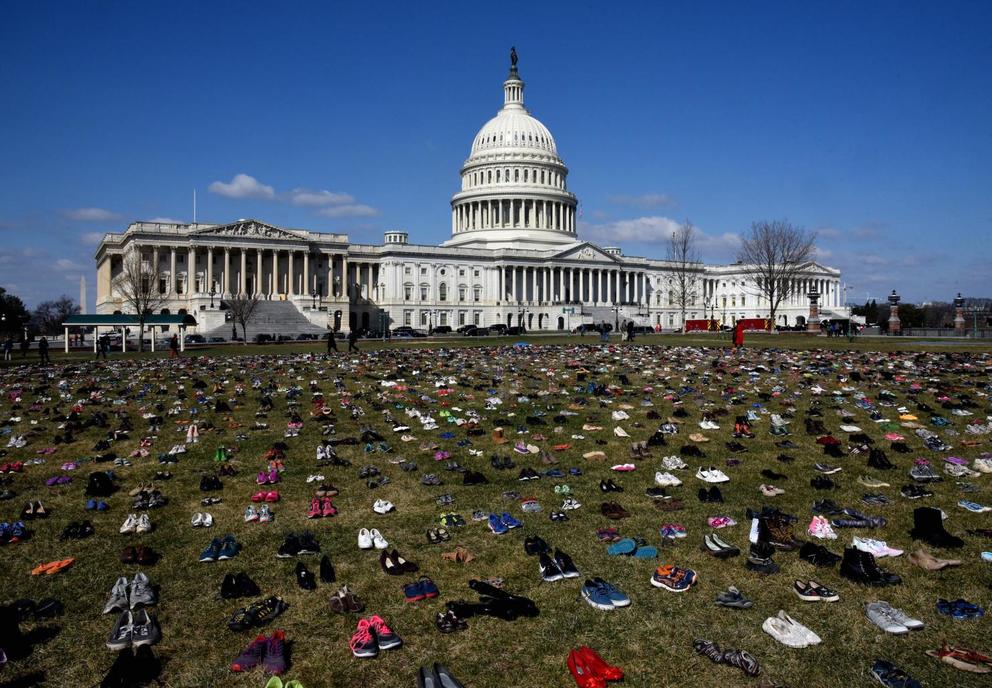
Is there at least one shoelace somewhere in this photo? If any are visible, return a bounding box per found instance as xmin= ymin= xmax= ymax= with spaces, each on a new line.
xmin=349 ymin=623 xmax=374 ymax=652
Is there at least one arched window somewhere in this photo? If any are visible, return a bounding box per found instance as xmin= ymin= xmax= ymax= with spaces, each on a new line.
xmin=523 ymin=169 xmax=528 ymax=182
xmin=514 ymin=169 xmax=519 ymax=182
xmin=439 ymin=283 xmax=448 ymax=302
xmin=496 ymin=170 xmax=500 ymax=183
xmin=160 ymin=308 xmax=170 ymax=315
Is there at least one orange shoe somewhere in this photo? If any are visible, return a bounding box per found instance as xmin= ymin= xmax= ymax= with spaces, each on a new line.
xmin=45 ymin=558 xmax=75 ymax=574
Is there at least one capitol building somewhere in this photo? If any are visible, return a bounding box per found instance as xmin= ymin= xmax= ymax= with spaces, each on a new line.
xmin=94 ymin=53 xmax=845 ymax=335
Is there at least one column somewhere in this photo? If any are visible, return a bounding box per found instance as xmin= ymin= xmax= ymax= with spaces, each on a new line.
xmin=169 ymin=248 xmax=176 ymax=293
xmin=256 ymin=250 xmax=263 ymax=297
xmin=240 ymin=250 xmax=247 ymax=295
xmin=286 ymin=250 xmax=296 ymax=296
xmin=557 ymin=267 xmax=563 ymax=302
xmin=152 ymin=247 xmax=159 ymax=280
xmin=272 ymin=250 xmax=279 ymax=296
xmin=341 ymin=255 xmax=348 ymax=300
xmin=207 ymin=248 xmax=214 ymax=293
xmin=325 ymin=253 xmax=333 ymax=298
xmin=367 ymin=263 xmax=373 ymax=300
xmin=188 ymin=247 xmax=196 ymax=294
xmin=222 ymin=248 xmax=230 ymax=296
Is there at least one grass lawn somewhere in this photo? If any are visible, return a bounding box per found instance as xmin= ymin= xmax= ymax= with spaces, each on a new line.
xmin=1 ymin=336 xmax=990 ymax=687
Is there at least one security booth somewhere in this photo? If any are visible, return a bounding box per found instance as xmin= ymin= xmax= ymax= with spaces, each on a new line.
xmin=61 ymin=313 xmax=198 ymax=353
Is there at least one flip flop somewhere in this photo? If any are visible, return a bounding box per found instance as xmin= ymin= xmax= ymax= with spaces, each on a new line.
xmin=45 ymin=558 xmax=76 ymax=574
xmin=607 ymin=538 xmax=637 ymax=556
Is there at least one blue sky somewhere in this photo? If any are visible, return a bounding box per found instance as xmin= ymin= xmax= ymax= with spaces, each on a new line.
xmin=2 ymin=1 xmax=990 ymax=308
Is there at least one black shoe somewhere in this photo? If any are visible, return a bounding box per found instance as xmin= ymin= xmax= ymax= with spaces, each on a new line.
xmin=707 ymin=486 xmax=723 ymax=503
xmin=645 ymin=486 xmax=668 ymax=499
xmin=697 ymin=488 xmax=710 ymax=503
xmin=554 ymin=549 xmax=579 ymax=579
xmin=298 ymin=532 xmax=321 ymax=554
xmin=319 ymin=555 xmax=335 ymax=583
xmin=295 ymin=562 xmax=317 ymax=590
xmin=745 ymin=541 xmax=778 ymax=574
xmin=839 ymin=546 xmax=898 ymax=586
xmin=539 ymin=551 xmax=564 ymax=581
xmin=276 ymin=535 xmax=302 ymax=559
xmin=776 ymin=454 xmax=795 ymax=463
xmin=220 ymin=573 xmax=238 ymax=599
xmin=524 ymin=535 xmax=550 ymax=556
xmin=761 ymin=469 xmax=785 ymax=480
xmin=799 ymin=542 xmax=841 ymax=567
xmin=236 ymin=572 xmax=260 ymax=597
xmin=811 ymin=476 xmax=835 ymax=490
xmin=868 ymin=449 xmax=894 ymax=470
xmin=909 ymin=506 xmax=964 ymax=548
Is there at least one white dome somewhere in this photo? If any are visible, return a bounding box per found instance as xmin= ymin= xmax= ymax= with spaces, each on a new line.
xmin=471 ymin=110 xmax=558 ymax=157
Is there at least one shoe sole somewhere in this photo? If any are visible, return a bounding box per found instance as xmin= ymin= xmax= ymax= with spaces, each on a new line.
xmin=581 ymin=590 xmax=616 ymax=611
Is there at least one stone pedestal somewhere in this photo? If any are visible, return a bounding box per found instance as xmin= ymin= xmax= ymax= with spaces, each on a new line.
xmin=954 ymin=293 xmax=966 ymax=335
xmin=807 ymin=290 xmax=821 ymax=333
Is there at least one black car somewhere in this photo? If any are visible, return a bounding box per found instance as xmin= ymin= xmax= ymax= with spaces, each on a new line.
xmin=296 ymin=333 xmax=318 ymax=341
xmin=207 ymin=336 xmax=226 ymax=343
xmin=506 ymin=326 xmax=527 ymax=336
xmin=254 ymin=334 xmax=273 ymax=343
xmin=432 ymin=325 xmax=453 ymax=334
xmin=456 ymin=324 xmax=475 ymax=334
xmin=465 ymin=326 xmax=490 ymax=336
xmin=184 ymin=334 xmax=206 ymax=344
xmin=488 ymin=323 xmax=508 ymax=335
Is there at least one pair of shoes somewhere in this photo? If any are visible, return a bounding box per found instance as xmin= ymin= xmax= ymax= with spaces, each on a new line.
xmin=540 ymin=549 xmax=579 ymax=581
xmin=762 ymin=610 xmax=821 ymax=648
xmin=403 ymin=576 xmax=440 ymax=602
xmin=120 ymin=513 xmax=152 ymax=534
xmin=190 ymin=512 xmax=213 ymax=527
xmin=358 ymin=527 xmax=388 ymax=549
xmin=329 ymin=586 xmax=364 ymax=613
xmin=839 ymin=547 xmax=900 ymax=586
xmin=29 ymin=557 xmax=75 ymax=575
xmin=907 ymin=547 xmax=961 ymax=570
xmin=599 ymin=479 xmax=623 ymax=492
xmin=692 ymin=639 xmax=761 ymax=677
xmin=650 ymin=564 xmax=697 ymax=592
xmin=792 ymin=579 xmax=839 ymax=602
xmin=600 ymin=502 xmax=630 ymax=519
xmin=607 ymin=537 xmax=657 ymax=558
xmin=936 ymin=597 xmax=984 ymax=620
xmin=488 ymin=512 xmax=522 ymax=534
xmin=426 ymin=527 xmax=451 ymax=544
xmin=567 ymin=646 xmax=623 ymax=687
xmin=221 ymin=572 xmax=261 ymax=599
xmin=306 ymin=497 xmax=337 ymax=518
xmin=440 ymin=545 xmax=474 ymax=563
xmin=715 ymin=586 xmax=752 ymax=609
xmin=799 ymin=542 xmax=841 ymax=567
xmin=107 ymin=608 xmax=161 ymax=651
xmin=103 ymin=572 xmax=156 ymax=612
xmin=580 ymin=578 xmax=630 ymax=610
xmin=276 ymin=533 xmax=320 ymax=558
xmin=380 ymin=549 xmax=417 ymax=575
xmin=227 ymin=596 xmax=289 ymax=631
xmin=199 ymin=535 xmax=240 ymax=562
xmin=372 ymin=499 xmax=395 ymax=514
xmin=417 ymin=663 xmax=465 ymax=688
xmin=701 ymin=533 xmax=739 ymax=558
xmin=230 ymin=630 xmax=287 ymax=675
xmin=349 ymin=615 xmax=402 ymax=658
xmin=865 ymin=601 xmax=923 ymax=634
xmin=925 ymin=642 xmax=992 ymax=674
xmin=434 ymin=609 xmax=468 ymax=633
xmin=244 ymin=505 xmax=274 ymax=523
xmin=871 ymin=659 xmax=922 ymax=686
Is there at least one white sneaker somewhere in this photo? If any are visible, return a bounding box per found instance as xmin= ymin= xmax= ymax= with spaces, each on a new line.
xmin=135 ymin=514 xmax=152 ymax=534
xmin=372 ymin=499 xmax=394 ymax=514
xmin=696 ymin=466 xmax=729 ymax=483
xmin=370 ymin=528 xmax=388 ymax=549
xmin=654 ymin=471 xmax=682 ymax=487
xmin=201 ymin=513 xmax=213 ymax=528
xmin=358 ymin=528 xmax=373 ymax=549
xmin=973 ymin=458 xmax=992 ymax=473
xmin=191 ymin=513 xmax=203 ymax=528
xmin=762 ymin=615 xmax=810 ymax=648
xmin=120 ymin=514 xmax=138 ymax=534
xmin=662 ymin=456 xmax=687 ymax=470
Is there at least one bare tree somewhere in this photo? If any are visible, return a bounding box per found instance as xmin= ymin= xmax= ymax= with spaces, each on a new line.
xmin=225 ymin=295 xmax=260 ymax=345
xmin=737 ymin=220 xmax=818 ymax=330
xmin=666 ymin=220 xmax=701 ymax=333
xmin=32 ymin=296 xmax=80 ymax=335
xmin=112 ymin=249 xmax=167 ymax=351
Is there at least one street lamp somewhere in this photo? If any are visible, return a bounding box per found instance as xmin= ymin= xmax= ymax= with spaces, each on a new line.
xmin=966 ymin=301 xmax=987 ymax=338
xmin=209 ymin=287 xmax=216 ymax=309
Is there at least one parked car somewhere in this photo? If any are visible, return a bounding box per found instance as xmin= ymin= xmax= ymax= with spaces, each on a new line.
xmin=392 ymin=326 xmax=415 ymax=334
xmin=184 ymin=334 xmax=206 ymax=345
xmin=456 ymin=324 xmax=476 ymax=334
xmin=296 ymin=333 xmax=318 ymax=341
xmin=630 ymin=325 xmax=654 ymax=335
xmin=488 ymin=323 xmax=508 ymax=335
xmin=506 ymin=326 xmax=527 ymax=336
xmin=432 ymin=325 xmax=453 ymax=334
xmin=465 ymin=326 xmax=490 ymax=336
xmin=254 ymin=334 xmax=273 ymax=344
xmin=208 ymin=336 xmax=226 ymax=343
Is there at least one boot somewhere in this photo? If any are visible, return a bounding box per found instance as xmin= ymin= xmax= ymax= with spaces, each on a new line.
xmin=764 ymin=516 xmax=800 ymax=551
xmin=909 ymin=507 xmax=963 ymax=548
xmin=492 ymin=427 xmax=507 ymax=445
xmin=857 ymin=548 xmax=901 ymax=585
xmin=839 ymin=547 xmax=899 ymax=586
xmin=868 ymin=448 xmax=893 ymax=470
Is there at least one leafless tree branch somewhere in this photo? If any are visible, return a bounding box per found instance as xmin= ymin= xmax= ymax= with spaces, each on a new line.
xmin=666 ymin=220 xmax=702 ymax=333
xmin=736 ymin=220 xmax=818 ymax=329
xmin=112 ymin=250 xmax=167 ymax=351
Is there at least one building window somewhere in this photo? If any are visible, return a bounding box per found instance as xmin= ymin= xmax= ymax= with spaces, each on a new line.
xmin=473 ymin=287 xmax=481 ymax=302
xmin=473 ymin=269 xmax=480 ymax=277
xmin=741 ymin=296 xmax=746 ymax=307
xmin=420 ymin=267 xmax=427 ymax=275
xmin=404 ymin=285 xmax=412 ymax=301
xmin=420 ymin=311 xmax=428 ymax=326
xmin=420 ymin=285 xmax=428 ymax=300
xmin=438 ymin=284 xmax=448 ymax=301
xmin=458 ymin=311 xmax=466 ymax=326
xmin=440 ymin=268 xmax=446 ymax=276
xmin=458 ymin=269 xmax=465 ymax=277
xmin=403 ymin=311 xmax=412 ymax=326
xmin=405 ymin=266 xmax=412 ymax=275
xmin=458 ymin=287 xmax=466 ymax=302
xmin=439 ymin=312 xmax=448 ymax=326
xmin=473 ymin=311 xmax=481 ymax=325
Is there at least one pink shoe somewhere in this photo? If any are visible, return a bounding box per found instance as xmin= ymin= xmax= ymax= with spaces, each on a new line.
xmin=307 ymin=497 xmax=322 ymax=519
xmin=256 ymin=471 xmax=268 ymax=485
xmin=267 ymin=469 xmax=280 ymax=484
xmin=264 ymin=491 xmax=280 ymax=503
xmin=321 ymin=497 xmax=337 ymax=517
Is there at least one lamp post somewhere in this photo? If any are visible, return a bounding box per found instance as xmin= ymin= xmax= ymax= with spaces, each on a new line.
xmin=966 ymin=302 xmax=986 ymax=338
xmin=209 ymin=288 xmax=216 ymax=309
xmin=311 ymin=290 xmax=318 ymax=310
xmin=953 ymin=293 xmax=966 ymax=335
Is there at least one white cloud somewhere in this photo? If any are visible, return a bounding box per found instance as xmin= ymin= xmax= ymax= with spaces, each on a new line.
xmin=147 ymin=216 xmax=182 ymax=224
xmin=608 ymin=193 xmax=678 ymax=209
xmin=580 ymin=215 xmax=682 ymax=244
xmin=289 ymin=189 xmax=355 ymax=207
xmin=81 ymin=232 xmax=105 ymax=245
xmin=317 ymin=204 xmax=380 ymax=218
xmin=816 ymin=226 xmax=843 ymax=239
xmin=65 ymin=207 xmax=121 ymax=221
xmin=208 ymin=174 xmax=275 ymax=200
xmin=55 ymin=258 xmax=82 ymax=271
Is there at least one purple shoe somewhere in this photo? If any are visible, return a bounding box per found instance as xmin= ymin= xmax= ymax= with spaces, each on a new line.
xmin=945 ymin=456 xmax=968 ymax=466
xmin=256 ymin=471 xmax=267 ymax=485
xmin=45 ymin=477 xmax=59 ymax=486
xmin=230 ymin=634 xmax=266 ymax=672
xmin=262 ymin=629 xmax=287 ymax=675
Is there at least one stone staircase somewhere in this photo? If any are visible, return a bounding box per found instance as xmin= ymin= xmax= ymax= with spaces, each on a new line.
xmin=202 ymin=300 xmax=327 ymax=340
xmin=581 ymin=305 xmax=648 ymax=328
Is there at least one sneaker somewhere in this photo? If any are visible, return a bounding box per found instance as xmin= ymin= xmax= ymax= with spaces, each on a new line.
xmin=715 ymin=586 xmax=753 ymax=608
xmin=199 ymin=537 xmax=222 ymax=562
xmin=103 ymin=576 xmax=130 ymax=614
xmin=488 ymin=514 xmax=509 ymax=535
xmin=858 ymin=475 xmax=890 ymax=488
xmin=106 ymin=610 xmax=133 ymax=651
xmin=870 ymin=659 xmax=922 ymax=688
xmin=231 ymin=635 xmax=267 ymax=672
xmin=119 ymin=514 xmax=139 ymax=534
xmin=539 ymin=551 xmax=564 ymax=582
xmin=262 ymin=629 xmax=287 ymax=675
xmin=793 ymin=579 xmax=839 ymax=602
xmin=581 ymin=579 xmax=617 ymax=611
xmin=853 ymin=537 xmax=903 ymax=558
xmin=368 ymin=614 xmax=401 ymax=650
xmin=130 ymin=608 xmax=160 ymax=647
xmin=129 ymin=572 xmax=156 ymax=609
xmin=277 ymin=534 xmax=302 ymax=558
xmin=218 ymin=535 xmax=239 ymax=560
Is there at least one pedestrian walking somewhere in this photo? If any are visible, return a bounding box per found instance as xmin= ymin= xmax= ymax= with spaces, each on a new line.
xmin=2 ymin=337 xmax=12 ymax=361
xmin=168 ymin=334 xmax=180 ymax=359
xmin=347 ymin=329 xmax=360 ymax=352
xmin=97 ymin=334 xmax=108 ymax=359
xmin=19 ymin=337 xmax=29 ymax=358
xmin=626 ymin=320 xmax=635 ymax=342
xmin=38 ymin=336 xmax=50 ymax=364
xmin=327 ymin=330 xmax=338 ymax=352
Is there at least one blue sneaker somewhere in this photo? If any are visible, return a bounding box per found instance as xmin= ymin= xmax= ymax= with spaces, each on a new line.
xmin=581 ymin=580 xmax=616 ymax=610
xmin=568 ymin=467 xmax=583 ymax=476
xmin=218 ymin=535 xmax=240 ymax=560
xmin=86 ymin=499 xmax=97 ymax=511
xmin=10 ymin=521 xmax=26 ymax=542
xmin=0 ymin=522 xmax=9 ymax=542
xmin=592 ymin=577 xmax=631 ymax=607
xmin=958 ymin=500 xmax=991 ymax=513
xmin=632 ymin=545 xmax=658 ymax=559
xmin=500 ymin=512 xmax=522 ymax=529
xmin=607 ymin=538 xmax=637 ymax=556
xmin=545 ymin=468 xmax=565 ymax=478
xmin=97 ymin=500 xmax=109 ymax=511
xmin=199 ymin=537 xmax=221 ymax=562
xmin=488 ymin=514 xmax=509 ymax=535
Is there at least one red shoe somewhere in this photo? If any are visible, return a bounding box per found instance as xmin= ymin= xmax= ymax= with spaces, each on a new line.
xmin=264 ymin=491 xmax=280 ymax=503
xmin=321 ymin=497 xmax=337 ymax=517
xmin=578 ymin=646 xmax=623 ymax=681
xmin=250 ymin=492 xmax=265 ymax=503
xmin=307 ymin=497 xmax=322 ymax=519
xmin=567 ymin=649 xmax=607 ymax=688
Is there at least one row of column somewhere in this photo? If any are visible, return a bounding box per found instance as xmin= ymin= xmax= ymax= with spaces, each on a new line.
xmin=143 ymin=246 xmax=350 ymax=300
xmin=702 ymin=277 xmax=841 ymax=308
xmin=502 ymin=266 xmax=648 ymax=306
xmin=453 ymin=198 xmax=575 ymax=234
